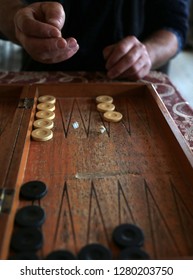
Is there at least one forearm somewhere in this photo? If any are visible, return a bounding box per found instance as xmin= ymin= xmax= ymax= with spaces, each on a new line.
xmin=143 ymin=30 xmax=179 ymax=70
xmin=0 ymin=0 xmax=25 ymax=43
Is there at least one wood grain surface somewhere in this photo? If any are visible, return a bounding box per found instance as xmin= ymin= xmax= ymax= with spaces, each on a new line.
xmin=1 ymin=83 xmax=193 ymax=260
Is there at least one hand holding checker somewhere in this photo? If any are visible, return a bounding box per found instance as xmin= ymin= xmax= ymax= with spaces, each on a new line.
xmin=14 ymin=2 xmax=79 ymax=64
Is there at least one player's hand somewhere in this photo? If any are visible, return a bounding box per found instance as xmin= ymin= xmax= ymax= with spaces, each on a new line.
xmin=14 ymin=2 xmax=79 ymax=64
xmin=103 ymin=36 xmax=152 ymax=80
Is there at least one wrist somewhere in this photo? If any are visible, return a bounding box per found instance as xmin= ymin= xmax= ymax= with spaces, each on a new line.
xmin=143 ymin=30 xmax=178 ymax=70
xmin=0 ymin=1 xmax=26 ymax=43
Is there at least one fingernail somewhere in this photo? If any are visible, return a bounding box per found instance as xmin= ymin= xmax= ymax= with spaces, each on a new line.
xmin=68 ymin=39 xmax=78 ymax=49
xmin=49 ymin=28 xmax=61 ymax=38
xmin=57 ymin=39 xmax=66 ymax=49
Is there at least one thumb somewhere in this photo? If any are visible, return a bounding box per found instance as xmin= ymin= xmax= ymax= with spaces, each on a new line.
xmin=41 ymin=2 xmax=65 ymax=31
xmin=103 ymin=44 xmax=115 ymax=60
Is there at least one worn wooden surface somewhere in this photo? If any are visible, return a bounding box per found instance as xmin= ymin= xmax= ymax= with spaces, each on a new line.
xmin=0 ymin=85 xmax=34 ymax=258
xmin=1 ymin=83 xmax=193 ymax=260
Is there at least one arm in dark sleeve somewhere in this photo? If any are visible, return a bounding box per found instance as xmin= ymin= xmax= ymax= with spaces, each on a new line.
xmin=144 ymin=0 xmax=189 ymax=52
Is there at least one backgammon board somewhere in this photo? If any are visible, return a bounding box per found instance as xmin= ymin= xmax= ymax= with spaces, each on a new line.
xmin=1 ymin=82 xmax=193 ymax=260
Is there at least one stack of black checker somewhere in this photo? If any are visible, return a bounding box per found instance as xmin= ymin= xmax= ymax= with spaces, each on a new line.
xmin=9 ymin=181 xmax=47 ymax=260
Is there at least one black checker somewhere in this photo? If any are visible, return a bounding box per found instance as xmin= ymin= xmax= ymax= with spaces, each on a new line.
xmin=11 ymin=228 xmax=43 ymax=252
xmin=15 ymin=205 xmax=46 ymax=227
xmin=112 ymin=223 xmax=144 ymax=248
xmin=20 ymin=181 xmax=47 ymax=200
xmin=78 ymin=243 xmax=112 ymax=260
xmin=119 ymin=247 xmax=150 ymax=260
xmin=46 ymin=250 xmax=76 ymax=260
xmin=9 ymin=252 xmax=39 ymax=260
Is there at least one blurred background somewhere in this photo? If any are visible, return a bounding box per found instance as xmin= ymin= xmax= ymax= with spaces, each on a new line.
xmin=169 ymin=0 xmax=193 ymax=108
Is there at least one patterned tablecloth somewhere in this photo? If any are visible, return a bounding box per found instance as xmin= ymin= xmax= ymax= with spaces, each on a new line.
xmin=0 ymin=70 xmax=193 ymax=152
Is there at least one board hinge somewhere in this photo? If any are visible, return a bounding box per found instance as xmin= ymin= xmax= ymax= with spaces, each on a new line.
xmin=0 ymin=189 xmax=14 ymax=214
xmin=18 ymin=98 xmax=34 ymax=109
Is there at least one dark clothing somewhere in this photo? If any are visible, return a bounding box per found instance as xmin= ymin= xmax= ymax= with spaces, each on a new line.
xmin=23 ymin=0 xmax=189 ymax=71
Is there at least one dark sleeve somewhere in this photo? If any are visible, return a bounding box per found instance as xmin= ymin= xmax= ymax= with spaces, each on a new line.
xmin=24 ymin=0 xmax=64 ymax=4
xmin=143 ymin=0 xmax=190 ymax=51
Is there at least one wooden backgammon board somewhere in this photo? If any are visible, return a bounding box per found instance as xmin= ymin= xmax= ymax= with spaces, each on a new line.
xmin=1 ymin=82 xmax=193 ymax=260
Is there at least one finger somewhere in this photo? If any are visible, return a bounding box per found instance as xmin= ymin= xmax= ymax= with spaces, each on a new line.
xmin=41 ymin=2 xmax=65 ymax=30
xmin=42 ymin=47 xmax=79 ymax=64
xmin=15 ymin=2 xmax=65 ymax=38
xmin=117 ymin=53 xmax=151 ymax=80
xmin=66 ymin=37 xmax=79 ymax=49
xmin=34 ymin=38 xmax=79 ymax=63
xmin=105 ymin=36 xmax=138 ymax=70
xmin=107 ymin=45 xmax=142 ymax=79
xmin=18 ymin=33 xmax=79 ymax=63
xmin=33 ymin=38 xmax=79 ymax=63
xmin=103 ymin=44 xmax=114 ymax=60
xmin=15 ymin=9 xmax=61 ymax=38
xmin=120 ymin=64 xmax=151 ymax=81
